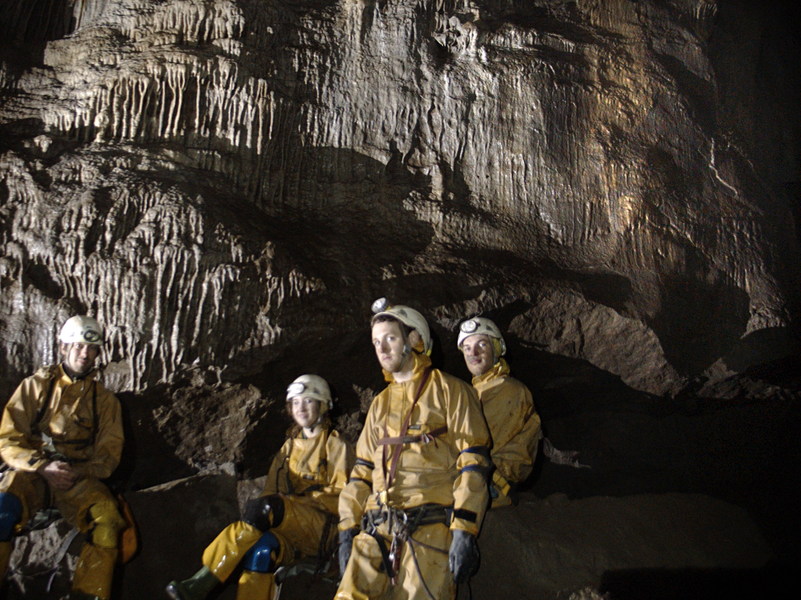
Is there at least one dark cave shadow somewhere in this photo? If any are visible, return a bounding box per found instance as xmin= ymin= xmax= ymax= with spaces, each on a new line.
xmin=599 ymin=564 xmax=796 ymax=600
xmin=258 ymin=147 xmax=435 ymax=290
xmin=109 ymin=389 xmax=195 ymax=492
xmin=647 ymin=273 xmax=751 ymax=378
xmin=205 ymin=142 xmax=437 ymax=386
xmin=485 ymin=335 xmax=800 ymax=496
xmin=720 ymin=326 xmax=801 ymax=376
xmin=502 ymin=340 xmax=801 ymax=566
xmin=0 ymin=0 xmax=78 ymax=74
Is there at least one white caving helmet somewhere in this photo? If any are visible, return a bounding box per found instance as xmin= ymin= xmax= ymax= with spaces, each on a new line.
xmin=286 ymin=374 xmax=333 ymax=414
xmin=370 ymin=297 xmax=432 ymax=355
xmin=59 ymin=315 xmax=104 ymax=345
xmin=457 ymin=317 xmax=506 ymax=358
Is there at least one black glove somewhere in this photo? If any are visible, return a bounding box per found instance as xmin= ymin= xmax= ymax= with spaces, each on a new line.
xmin=338 ymin=528 xmax=358 ymax=577
xmin=449 ymin=529 xmax=480 ymax=583
xmin=242 ymin=494 xmax=284 ymax=531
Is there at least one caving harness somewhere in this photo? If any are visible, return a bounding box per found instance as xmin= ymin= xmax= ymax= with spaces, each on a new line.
xmin=33 ymin=366 xmax=100 ymax=464
xmin=359 ymin=367 xmax=454 ymax=599
xmin=2 ymin=366 xmax=138 ymax=570
xmin=272 ymin=428 xmax=339 ymax=572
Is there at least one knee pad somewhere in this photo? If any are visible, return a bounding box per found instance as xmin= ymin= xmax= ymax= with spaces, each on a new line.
xmin=0 ymin=492 xmax=22 ymax=541
xmin=241 ymin=531 xmax=280 ymax=573
xmin=242 ymin=494 xmax=284 ymax=531
xmin=88 ymin=501 xmax=125 ymax=549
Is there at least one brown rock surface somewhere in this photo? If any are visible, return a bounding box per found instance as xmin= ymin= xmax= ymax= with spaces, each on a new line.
xmin=1 ymin=0 xmax=799 ymax=598
xmin=1 ymin=0 xmax=798 ymax=397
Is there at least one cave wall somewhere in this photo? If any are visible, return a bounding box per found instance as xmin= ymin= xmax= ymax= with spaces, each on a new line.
xmin=2 ymin=1 xmax=800 ymax=598
xmin=1 ymin=0 xmax=798 ymax=402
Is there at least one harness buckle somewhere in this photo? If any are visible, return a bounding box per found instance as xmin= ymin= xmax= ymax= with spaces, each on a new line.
xmin=387 ymin=508 xmax=410 ymax=585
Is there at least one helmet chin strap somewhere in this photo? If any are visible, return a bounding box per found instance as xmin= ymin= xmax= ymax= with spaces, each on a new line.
xmin=61 ymin=360 xmax=91 ymax=380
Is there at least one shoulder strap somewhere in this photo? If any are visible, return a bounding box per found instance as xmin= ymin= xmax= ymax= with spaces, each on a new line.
xmin=318 ymin=428 xmax=329 ymax=475
xmin=381 ymin=368 xmax=432 ymax=492
xmin=283 ymin=437 xmax=294 ymax=494
xmin=90 ymin=381 xmax=98 ymax=445
xmin=34 ymin=367 xmax=59 ymax=431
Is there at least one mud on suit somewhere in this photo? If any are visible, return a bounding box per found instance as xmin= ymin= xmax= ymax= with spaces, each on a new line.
xmin=336 ymin=352 xmax=491 ymax=600
xmin=201 ymin=427 xmax=352 ymax=600
xmin=0 ymin=364 xmax=125 ymax=599
xmin=472 ymin=358 xmax=542 ymax=508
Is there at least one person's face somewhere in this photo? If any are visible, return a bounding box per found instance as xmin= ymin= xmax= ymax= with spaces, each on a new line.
xmin=60 ymin=342 xmax=100 ymax=376
xmin=371 ymin=320 xmax=411 ymax=374
xmin=290 ymin=396 xmax=321 ymax=429
xmin=461 ymin=334 xmax=495 ymax=377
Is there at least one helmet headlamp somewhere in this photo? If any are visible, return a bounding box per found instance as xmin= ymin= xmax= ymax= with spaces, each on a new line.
xmin=460 ymin=319 xmax=479 ymax=334
xmin=371 ymin=297 xmax=389 ymax=313
xmin=456 ymin=316 xmax=507 ymax=357
xmin=370 ymin=297 xmax=432 ymax=355
xmin=285 ymin=374 xmax=333 ymax=412
xmin=286 ymin=382 xmax=306 ymax=397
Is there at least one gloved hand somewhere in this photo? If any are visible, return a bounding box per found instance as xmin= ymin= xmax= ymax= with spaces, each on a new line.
xmin=242 ymin=494 xmax=284 ymax=531
xmin=338 ymin=528 xmax=359 ymax=577
xmin=449 ymin=529 xmax=480 ymax=583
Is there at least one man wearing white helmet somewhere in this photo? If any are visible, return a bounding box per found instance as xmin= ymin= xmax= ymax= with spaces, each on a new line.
xmin=166 ymin=374 xmax=353 ymax=600
xmin=458 ymin=317 xmax=541 ymax=507
xmin=335 ymin=298 xmax=491 ymax=600
xmin=0 ymin=315 xmax=125 ymax=600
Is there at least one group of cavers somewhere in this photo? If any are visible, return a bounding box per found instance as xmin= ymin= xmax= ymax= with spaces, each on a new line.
xmin=0 ymin=298 xmax=542 ymax=600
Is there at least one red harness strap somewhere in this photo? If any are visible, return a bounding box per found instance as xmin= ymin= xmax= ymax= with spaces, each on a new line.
xmin=379 ymin=368 xmax=436 ymax=491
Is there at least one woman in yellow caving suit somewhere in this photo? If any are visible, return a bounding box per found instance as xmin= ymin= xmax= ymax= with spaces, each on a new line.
xmin=166 ymin=374 xmax=353 ymax=600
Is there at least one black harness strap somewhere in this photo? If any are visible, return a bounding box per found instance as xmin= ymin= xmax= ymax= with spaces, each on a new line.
xmin=33 ymin=368 xmax=98 ymax=458
xmin=360 ymin=503 xmax=451 ymax=595
xmin=366 ymin=527 xmax=396 ymax=579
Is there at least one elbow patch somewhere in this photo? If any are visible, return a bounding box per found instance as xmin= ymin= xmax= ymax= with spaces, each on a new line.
xmin=452 ymin=508 xmax=477 ymax=523
xmin=460 ymin=446 xmax=491 ymax=461
xmin=459 ymin=464 xmax=491 ymax=477
xmin=354 ymin=457 xmax=375 ymax=469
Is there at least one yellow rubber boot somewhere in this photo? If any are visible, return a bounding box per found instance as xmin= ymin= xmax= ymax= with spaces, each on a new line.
xmin=202 ymin=521 xmax=263 ymax=581
xmin=71 ymin=500 xmax=125 ymax=599
xmin=0 ymin=540 xmax=12 ymax=580
xmin=236 ymin=570 xmax=276 ymax=600
xmin=71 ymin=543 xmax=118 ymax=600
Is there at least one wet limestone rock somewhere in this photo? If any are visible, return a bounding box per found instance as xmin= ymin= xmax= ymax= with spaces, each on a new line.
xmin=1 ymin=0 xmax=798 ymax=399
xmin=0 ymin=2 xmax=799 ymax=598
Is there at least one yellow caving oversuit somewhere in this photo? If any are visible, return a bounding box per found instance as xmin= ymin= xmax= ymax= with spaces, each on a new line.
xmin=197 ymin=427 xmax=352 ymax=600
xmin=0 ymin=364 xmax=125 ymax=599
xmin=336 ymin=352 xmax=491 ymax=600
xmin=472 ymin=358 xmax=542 ymax=507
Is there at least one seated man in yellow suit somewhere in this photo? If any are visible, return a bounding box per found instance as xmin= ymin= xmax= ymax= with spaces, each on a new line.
xmin=0 ymin=315 xmax=126 ymax=600
xmin=457 ymin=317 xmax=542 ymax=507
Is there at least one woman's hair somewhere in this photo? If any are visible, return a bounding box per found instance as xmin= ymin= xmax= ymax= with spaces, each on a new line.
xmin=285 ymin=402 xmax=333 ymax=437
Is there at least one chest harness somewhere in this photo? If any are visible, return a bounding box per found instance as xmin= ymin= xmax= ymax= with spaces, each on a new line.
xmin=274 ymin=429 xmax=338 ymax=566
xmin=362 ymin=368 xmax=451 ymax=597
xmin=33 ymin=368 xmax=99 ymax=463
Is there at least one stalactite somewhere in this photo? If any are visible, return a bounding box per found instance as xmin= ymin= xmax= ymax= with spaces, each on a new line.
xmin=1 ymin=0 xmax=795 ymax=398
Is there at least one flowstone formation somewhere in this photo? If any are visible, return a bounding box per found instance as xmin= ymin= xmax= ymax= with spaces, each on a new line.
xmin=1 ymin=0 xmax=798 ymax=398
xmin=1 ymin=1 xmax=799 ymax=599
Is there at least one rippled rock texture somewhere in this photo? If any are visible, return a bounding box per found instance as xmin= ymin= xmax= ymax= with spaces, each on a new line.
xmin=1 ymin=0 xmax=798 ymax=399
xmin=1 ymin=0 xmax=799 ymax=598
